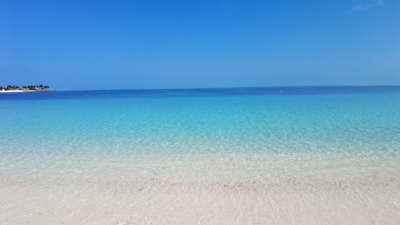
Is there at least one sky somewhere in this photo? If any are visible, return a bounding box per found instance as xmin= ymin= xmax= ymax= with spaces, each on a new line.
xmin=0 ymin=0 xmax=399 ymax=90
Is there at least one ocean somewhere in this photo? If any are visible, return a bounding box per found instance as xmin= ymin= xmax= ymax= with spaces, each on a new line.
xmin=0 ymin=86 xmax=399 ymax=224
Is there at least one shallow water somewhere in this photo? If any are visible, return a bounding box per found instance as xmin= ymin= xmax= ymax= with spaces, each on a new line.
xmin=0 ymin=86 xmax=399 ymax=224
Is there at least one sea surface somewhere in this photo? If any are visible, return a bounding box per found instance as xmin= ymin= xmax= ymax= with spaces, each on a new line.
xmin=0 ymin=86 xmax=399 ymax=224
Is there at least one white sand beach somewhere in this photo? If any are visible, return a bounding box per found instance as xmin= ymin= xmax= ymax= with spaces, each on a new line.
xmin=1 ymin=153 xmax=398 ymax=225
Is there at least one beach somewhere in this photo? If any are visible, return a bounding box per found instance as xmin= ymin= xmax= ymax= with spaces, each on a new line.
xmin=1 ymin=153 xmax=398 ymax=224
xmin=0 ymin=87 xmax=399 ymax=224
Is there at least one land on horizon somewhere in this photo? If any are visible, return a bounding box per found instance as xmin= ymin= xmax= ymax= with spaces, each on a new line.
xmin=0 ymin=85 xmax=55 ymax=93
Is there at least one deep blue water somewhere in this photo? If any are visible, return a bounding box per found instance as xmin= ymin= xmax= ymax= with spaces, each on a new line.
xmin=1 ymin=86 xmax=399 ymax=100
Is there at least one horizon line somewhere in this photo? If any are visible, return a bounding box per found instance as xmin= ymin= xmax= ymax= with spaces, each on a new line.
xmin=57 ymin=85 xmax=400 ymax=92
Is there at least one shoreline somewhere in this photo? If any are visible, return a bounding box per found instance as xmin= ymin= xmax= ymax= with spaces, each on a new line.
xmin=0 ymin=89 xmax=55 ymax=93
xmin=0 ymin=88 xmax=398 ymax=225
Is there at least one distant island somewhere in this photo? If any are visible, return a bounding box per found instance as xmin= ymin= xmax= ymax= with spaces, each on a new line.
xmin=0 ymin=85 xmax=55 ymax=92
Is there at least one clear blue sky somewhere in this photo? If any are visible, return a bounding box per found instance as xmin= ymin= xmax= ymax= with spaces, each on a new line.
xmin=1 ymin=0 xmax=399 ymax=90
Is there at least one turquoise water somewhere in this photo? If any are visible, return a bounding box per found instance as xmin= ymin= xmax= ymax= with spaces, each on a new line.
xmin=1 ymin=86 xmax=399 ymax=224
xmin=1 ymin=86 xmax=399 ymax=157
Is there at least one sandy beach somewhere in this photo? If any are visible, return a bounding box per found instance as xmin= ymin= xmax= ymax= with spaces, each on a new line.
xmin=1 ymin=153 xmax=399 ymax=225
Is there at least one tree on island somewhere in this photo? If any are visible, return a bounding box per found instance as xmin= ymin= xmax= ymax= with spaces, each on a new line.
xmin=1 ymin=84 xmax=51 ymax=91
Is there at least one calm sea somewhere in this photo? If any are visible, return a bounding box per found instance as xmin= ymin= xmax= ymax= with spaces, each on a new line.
xmin=1 ymin=86 xmax=399 ymax=224
xmin=1 ymin=86 xmax=399 ymax=156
